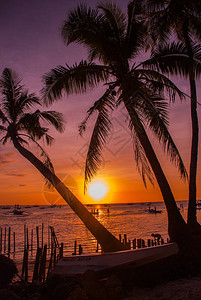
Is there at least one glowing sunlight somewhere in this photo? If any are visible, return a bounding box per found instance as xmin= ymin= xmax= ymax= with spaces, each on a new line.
xmin=87 ymin=179 xmax=109 ymax=200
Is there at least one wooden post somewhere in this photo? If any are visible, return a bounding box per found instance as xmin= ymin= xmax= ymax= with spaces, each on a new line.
xmin=24 ymin=225 xmax=27 ymax=250
xmin=137 ymin=238 xmax=142 ymax=249
xmin=41 ymin=223 xmax=44 ymax=249
xmin=141 ymin=239 xmax=146 ymax=248
xmin=48 ymin=224 xmax=50 ymax=250
xmin=161 ymin=238 xmax=164 ymax=244
xmin=96 ymin=241 xmax=99 ymax=253
xmin=4 ymin=227 xmax=6 ymax=253
xmin=36 ymin=226 xmax=39 ymax=249
xmin=119 ymin=234 xmax=121 ymax=242
xmin=13 ymin=232 xmax=15 ymax=253
xmin=21 ymin=249 xmax=28 ymax=282
xmin=59 ymin=243 xmax=64 ymax=259
xmin=47 ymin=249 xmax=53 ymax=278
xmin=147 ymin=239 xmax=151 ymax=247
xmin=132 ymin=238 xmax=136 ymax=249
xmin=124 ymin=234 xmax=127 ymax=244
xmin=26 ymin=227 xmax=29 ymax=250
xmin=8 ymin=227 xmax=11 ymax=254
xmin=32 ymin=247 xmax=42 ymax=282
xmin=53 ymin=248 xmax=57 ymax=267
xmin=79 ymin=244 xmax=83 ymax=255
xmin=0 ymin=227 xmax=2 ymax=253
xmin=128 ymin=240 xmax=131 ymax=249
xmin=31 ymin=229 xmax=33 ymax=253
xmin=38 ymin=244 xmax=47 ymax=283
xmin=72 ymin=241 xmax=77 ymax=255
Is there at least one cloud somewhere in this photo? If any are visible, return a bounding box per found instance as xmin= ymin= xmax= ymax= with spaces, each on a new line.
xmin=18 ymin=184 xmax=27 ymax=187
xmin=0 ymin=153 xmax=17 ymax=166
xmin=6 ymin=172 xmax=26 ymax=177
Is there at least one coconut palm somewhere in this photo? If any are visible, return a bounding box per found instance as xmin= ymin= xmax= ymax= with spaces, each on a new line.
xmin=144 ymin=0 xmax=201 ymax=228
xmin=0 ymin=67 xmax=128 ymax=253
xmin=42 ymin=2 xmax=189 ymax=242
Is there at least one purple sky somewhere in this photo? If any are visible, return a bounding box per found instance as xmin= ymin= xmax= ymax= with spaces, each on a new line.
xmin=0 ymin=0 xmax=200 ymax=205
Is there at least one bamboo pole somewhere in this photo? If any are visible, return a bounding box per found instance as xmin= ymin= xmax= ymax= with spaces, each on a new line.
xmin=41 ymin=223 xmax=44 ymax=249
xmin=72 ymin=241 xmax=77 ymax=255
xmin=31 ymin=229 xmax=33 ymax=253
xmin=24 ymin=225 xmax=27 ymax=250
xmin=48 ymin=224 xmax=50 ymax=250
xmin=132 ymin=239 xmax=136 ymax=249
xmin=36 ymin=226 xmax=39 ymax=249
xmin=38 ymin=244 xmax=47 ymax=283
xmin=26 ymin=227 xmax=29 ymax=250
xmin=4 ymin=227 xmax=6 ymax=253
xmin=0 ymin=227 xmax=2 ymax=253
xmin=22 ymin=249 xmax=28 ymax=281
xmin=13 ymin=232 xmax=15 ymax=253
xmin=8 ymin=227 xmax=11 ymax=254
xmin=32 ymin=247 xmax=42 ymax=282
xmin=59 ymin=243 xmax=63 ymax=259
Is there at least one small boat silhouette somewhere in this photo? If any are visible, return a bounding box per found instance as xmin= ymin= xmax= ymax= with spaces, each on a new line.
xmin=146 ymin=205 xmax=162 ymax=214
xmin=12 ymin=204 xmax=23 ymax=215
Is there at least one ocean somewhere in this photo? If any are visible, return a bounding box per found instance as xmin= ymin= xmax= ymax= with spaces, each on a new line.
xmin=0 ymin=201 xmax=194 ymax=274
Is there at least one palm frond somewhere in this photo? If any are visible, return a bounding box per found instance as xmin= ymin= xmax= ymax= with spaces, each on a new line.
xmin=125 ymin=102 xmax=155 ymax=185
xmin=79 ymin=85 xmax=116 ymax=136
xmin=142 ymin=41 xmax=201 ymax=79
xmin=42 ymin=61 xmax=109 ymax=105
xmin=0 ymin=109 xmax=9 ymax=124
xmin=61 ymin=3 xmax=101 ymax=45
xmin=0 ymin=68 xmax=23 ymax=99
xmin=135 ymin=92 xmax=188 ymax=179
xmin=17 ymin=92 xmax=41 ymax=111
xmin=98 ymin=1 xmax=127 ymax=41
xmin=84 ymin=93 xmax=115 ymax=191
xmin=126 ymin=0 xmax=146 ymax=59
xmin=38 ymin=111 xmax=65 ymax=133
xmin=135 ymin=67 xmax=185 ymax=101
xmin=0 ymin=68 xmax=24 ymax=120
xmin=0 ymin=125 xmax=7 ymax=133
xmin=132 ymin=129 xmax=154 ymax=187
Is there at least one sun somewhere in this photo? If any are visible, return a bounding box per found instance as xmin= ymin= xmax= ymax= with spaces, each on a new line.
xmin=88 ymin=179 xmax=109 ymax=200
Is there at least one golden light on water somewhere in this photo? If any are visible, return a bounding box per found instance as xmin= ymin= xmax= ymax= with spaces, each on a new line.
xmin=87 ymin=179 xmax=109 ymax=200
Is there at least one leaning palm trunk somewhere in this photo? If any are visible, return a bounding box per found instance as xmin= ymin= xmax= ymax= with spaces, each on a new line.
xmin=12 ymin=137 xmax=128 ymax=252
xmin=124 ymin=101 xmax=187 ymax=241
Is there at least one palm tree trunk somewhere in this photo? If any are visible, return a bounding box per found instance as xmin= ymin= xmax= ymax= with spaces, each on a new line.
xmin=187 ymin=75 xmax=199 ymax=226
xmin=12 ymin=137 xmax=128 ymax=252
xmin=124 ymin=101 xmax=187 ymax=241
xmin=182 ymin=31 xmax=199 ymax=226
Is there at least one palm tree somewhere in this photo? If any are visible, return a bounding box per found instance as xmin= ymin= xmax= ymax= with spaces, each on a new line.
xmin=144 ymin=0 xmax=201 ymax=229
xmin=42 ymin=2 xmax=189 ymax=242
xmin=0 ymin=67 xmax=128 ymax=253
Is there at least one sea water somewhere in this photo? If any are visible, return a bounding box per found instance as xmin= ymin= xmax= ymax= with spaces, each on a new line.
xmin=0 ymin=201 xmax=196 ymax=271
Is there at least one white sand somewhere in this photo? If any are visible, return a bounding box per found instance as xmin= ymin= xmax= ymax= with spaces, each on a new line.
xmin=125 ymin=277 xmax=201 ymax=300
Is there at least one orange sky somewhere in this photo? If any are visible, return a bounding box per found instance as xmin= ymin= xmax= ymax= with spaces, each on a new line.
xmin=0 ymin=0 xmax=200 ymax=205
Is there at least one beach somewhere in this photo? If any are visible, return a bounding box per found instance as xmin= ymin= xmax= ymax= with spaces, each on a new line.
xmin=125 ymin=277 xmax=201 ymax=300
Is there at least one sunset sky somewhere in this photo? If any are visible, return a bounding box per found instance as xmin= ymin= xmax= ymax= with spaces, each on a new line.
xmin=0 ymin=0 xmax=200 ymax=205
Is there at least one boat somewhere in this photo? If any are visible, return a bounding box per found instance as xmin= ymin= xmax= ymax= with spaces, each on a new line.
xmin=12 ymin=204 xmax=23 ymax=215
xmin=52 ymin=242 xmax=178 ymax=276
xmin=146 ymin=205 xmax=162 ymax=214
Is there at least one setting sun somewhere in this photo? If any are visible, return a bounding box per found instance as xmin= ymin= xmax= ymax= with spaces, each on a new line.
xmin=87 ymin=180 xmax=109 ymax=200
